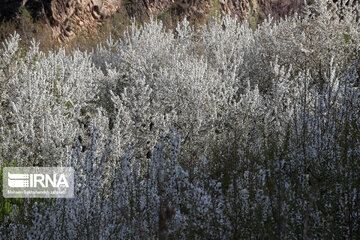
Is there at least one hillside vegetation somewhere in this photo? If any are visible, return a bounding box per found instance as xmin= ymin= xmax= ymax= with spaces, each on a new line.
xmin=0 ymin=0 xmax=305 ymax=51
xmin=0 ymin=0 xmax=360 ymax=239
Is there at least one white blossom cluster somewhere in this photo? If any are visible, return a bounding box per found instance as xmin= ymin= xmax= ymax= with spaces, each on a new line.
xmin=1 ymin=0 xmax=360 ymax=239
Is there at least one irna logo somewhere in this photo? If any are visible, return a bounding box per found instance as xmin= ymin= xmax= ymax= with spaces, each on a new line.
xmin=7 ymin=172 xmax=69 ymax=188
xmin=3 ymin=167 xmax=74 ymax=198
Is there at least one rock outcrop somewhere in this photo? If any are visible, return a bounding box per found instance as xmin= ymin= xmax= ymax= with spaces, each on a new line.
xmin=0 ymin=0 xmax=306 ymax=43
xmin=50 ymin=0 xmax=121 ymax=42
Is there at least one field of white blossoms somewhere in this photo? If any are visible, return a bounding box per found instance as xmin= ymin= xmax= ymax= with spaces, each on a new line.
xmin=1 ymin=0 xmax=360 ymax=239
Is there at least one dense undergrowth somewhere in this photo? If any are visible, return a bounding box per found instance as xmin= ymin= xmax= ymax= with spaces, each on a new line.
xmin=1 ymin=0 xmax=360 ymax=239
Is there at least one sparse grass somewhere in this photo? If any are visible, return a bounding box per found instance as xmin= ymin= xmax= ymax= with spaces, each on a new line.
xmin=248 ymin=1 xmax=259 ymax=31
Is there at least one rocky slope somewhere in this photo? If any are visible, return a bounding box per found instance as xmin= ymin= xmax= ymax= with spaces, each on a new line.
xmin=0 ymin=0 xmax=305 ymax=43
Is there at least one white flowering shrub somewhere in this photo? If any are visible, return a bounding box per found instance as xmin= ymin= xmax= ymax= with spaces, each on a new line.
xmin=1 ymin=0 xmax=360 ymax=239
xmin=0 ymin=34 xmax=104 ymax=167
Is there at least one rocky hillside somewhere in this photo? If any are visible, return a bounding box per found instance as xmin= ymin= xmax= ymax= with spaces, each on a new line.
xmin=1 ymin=0 xmax=305 ymax=43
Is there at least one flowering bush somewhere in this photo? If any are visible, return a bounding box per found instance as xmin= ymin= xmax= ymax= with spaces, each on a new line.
xmin=1 ymin=0 xmax=360 ymax=239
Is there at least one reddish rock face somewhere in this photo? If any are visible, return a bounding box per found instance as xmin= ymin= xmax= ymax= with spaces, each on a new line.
xmin=49 ymin=0 xmax=121 ymax=42
xmin=0 ymin=0 xmax=307 ymax=42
